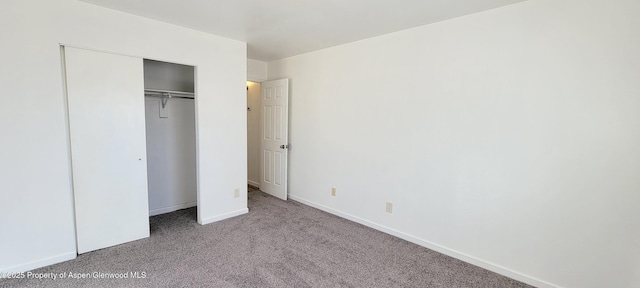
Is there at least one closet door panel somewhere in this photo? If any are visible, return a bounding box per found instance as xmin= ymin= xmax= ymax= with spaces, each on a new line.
xmin=65 ymin=47 xmax=150 ymax=254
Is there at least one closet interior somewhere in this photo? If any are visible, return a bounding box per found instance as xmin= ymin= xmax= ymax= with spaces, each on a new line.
xmin=143 ymin=59 xmax=197 ymax=217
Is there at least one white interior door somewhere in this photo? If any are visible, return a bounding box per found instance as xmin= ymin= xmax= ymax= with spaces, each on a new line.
xmin=260 ymin=79 xmax=289 ymax=200
xmin=64 ymin=47 xmax=150 ymax=254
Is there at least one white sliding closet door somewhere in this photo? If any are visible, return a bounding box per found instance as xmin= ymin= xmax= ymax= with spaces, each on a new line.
xmin=64 ymin=47 xmax=150 ymax=254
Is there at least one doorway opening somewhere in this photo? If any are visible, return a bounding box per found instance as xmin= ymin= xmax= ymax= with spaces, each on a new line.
xmin=247 ymin=81 xmax=262 ymax=193
xmin=247 ymin=79 xmax=289 ymax=200
xmin=143 ymin=59 xmax=197 ymax=223
xmin=63 ymin=47 xmax=200 ymax=254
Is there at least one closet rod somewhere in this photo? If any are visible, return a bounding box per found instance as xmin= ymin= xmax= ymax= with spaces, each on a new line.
xmin=144 ymin=93 xmax=194 ymax=100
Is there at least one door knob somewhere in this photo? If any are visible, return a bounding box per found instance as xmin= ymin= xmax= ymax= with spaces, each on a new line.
xmin=280 ymin=144 xmax=289 ymax=149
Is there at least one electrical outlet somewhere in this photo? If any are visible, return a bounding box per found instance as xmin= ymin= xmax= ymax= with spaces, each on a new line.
xmin=234 ymin=189 xmax=240 ymax=198
xmin=331 ymin=188 xmax=336 ymax=196
xmin=386 ymin=202 xmax=393 ymax=213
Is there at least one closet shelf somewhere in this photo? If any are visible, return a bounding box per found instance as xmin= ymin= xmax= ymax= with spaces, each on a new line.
xmin=144 ymin=89 xmax=194 ymax=99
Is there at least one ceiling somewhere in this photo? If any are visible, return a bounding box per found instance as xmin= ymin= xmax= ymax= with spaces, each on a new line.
xmin=80 ymin=0 xmax=525 ymax=61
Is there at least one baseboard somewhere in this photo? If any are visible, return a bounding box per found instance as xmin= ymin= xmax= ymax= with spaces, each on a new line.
xmin=199 ymin=208 xmax=249 ymax=225
xmin=149 ymin=202 xmax=197 ymax=216
xmin=247 ymin=180 xmax=260 ymax=188
xmin=288 ymin=194 xmax=559 ymax=288
xmin=0 ymin=252 xmax=76 ymax=274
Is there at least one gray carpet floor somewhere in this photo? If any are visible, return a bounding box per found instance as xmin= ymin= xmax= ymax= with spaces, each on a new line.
xmin=1 ymin=190 xmax=531 ymax=288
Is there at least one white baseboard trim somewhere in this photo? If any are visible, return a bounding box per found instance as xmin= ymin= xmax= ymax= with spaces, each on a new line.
xmin=247 ymin=180 xmax=260 ymax=188
xmin=200 ymin=208 xmax=249 ymax=225
xmin=0 ymin=252 xmax=76 ymax=274
xmin=288 ymin=194 xmax=559 ymax=288
xmin=149 ymin=202 xmax=197 ymax=216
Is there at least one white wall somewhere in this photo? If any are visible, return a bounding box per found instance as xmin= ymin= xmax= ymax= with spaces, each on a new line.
xmin=247 ymin=82 xmax=262 ymax=187
xmin=0 ymin=0 xmax=247 ymax=273
xmin=268 ymin=0 xmax=640 ymax=287
xmin=247 ymin=59 xmax=267 ymax=82
xmin=145 ymin=97 xmax=197 ymax=215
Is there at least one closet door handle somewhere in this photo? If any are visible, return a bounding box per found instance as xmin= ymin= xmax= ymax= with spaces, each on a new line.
xmin=280 ymin=144 xmax=289 ymax=149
